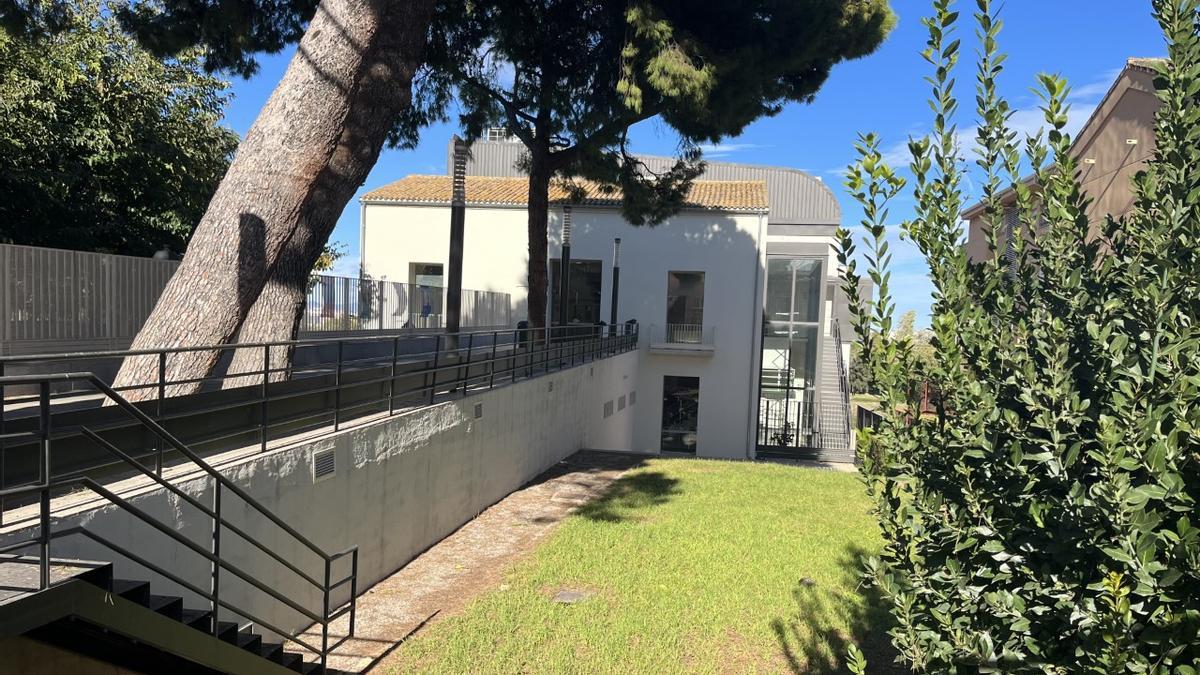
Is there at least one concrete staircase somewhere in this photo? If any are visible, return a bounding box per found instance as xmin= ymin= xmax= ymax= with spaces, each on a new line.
xmin=816 ymin=334 xmax=853 ymax=462
xmin=0 ymin=556 xmax=313 ymax=673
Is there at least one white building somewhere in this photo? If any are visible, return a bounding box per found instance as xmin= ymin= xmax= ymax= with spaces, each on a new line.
xmin=360 ymin=138 xmax=856 ymax=462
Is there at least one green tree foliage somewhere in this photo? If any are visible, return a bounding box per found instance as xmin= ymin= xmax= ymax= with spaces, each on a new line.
xmin=839 ymin=0 xmax=1200 ymax=670
xmin=0 ymin=0 xmax=237 ymax=255
xmin=416 ymin=0 xmax=894 ymax=327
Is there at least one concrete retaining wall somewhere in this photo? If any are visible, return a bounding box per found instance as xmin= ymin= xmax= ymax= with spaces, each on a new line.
xmin=1 ymin=350 xmax=638 ymax=639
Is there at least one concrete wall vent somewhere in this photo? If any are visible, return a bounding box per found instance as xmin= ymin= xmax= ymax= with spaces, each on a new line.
xmin=604 ymin=400 xmax=614 ymax=418
xmin=618 ymin=395 xmax=626 ymax=411
xmin=312 ymin=449 xmax=336 ymax=483
xmin=629 ymin=391 xmax=636 ymax=406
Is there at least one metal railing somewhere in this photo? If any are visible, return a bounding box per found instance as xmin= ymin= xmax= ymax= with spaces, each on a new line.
xmin=648 ymin=323 xmax=715 ymax=346
xmin=831 ymin=320 xmax=853 ymax=440
xmin=0 ymin=325 xmax=639 ymax=507
xmin=300 ymin=276 xmax=510 ymax=333
xmin=0 ymin=373 xmax=357 ymax=671
xmin=756 ymin=396 xmax=854 ymax=451
xmin=0 ymin=243 xmax=512 ymax=346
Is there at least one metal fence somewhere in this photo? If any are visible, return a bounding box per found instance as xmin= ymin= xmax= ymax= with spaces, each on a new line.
xmin=0 ymin=244 xmax=178 ymax=343
xmin=648 ymin=323 xmax=715 ymax=345
xmin=0 ymin=244 xmax=512 ymax=346
xmin=301 ymin=276 xmax=510 ymax=333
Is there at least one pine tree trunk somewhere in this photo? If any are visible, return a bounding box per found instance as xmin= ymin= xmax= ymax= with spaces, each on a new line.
xmin=525 ymin=150 xmax=552 ymax=330
xmin=222 ymin=0 xmax=430 ymax=389
xmin=112 ymin=0 xmax=433 ymax=400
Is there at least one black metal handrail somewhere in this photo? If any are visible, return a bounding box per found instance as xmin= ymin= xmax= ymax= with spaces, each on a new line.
xmin=0 ymin=324 xmax=638 ymax=490
xmin=0 ymin=373 xmax=358 ymax=671
xmin=831 ymin=320 xmax=854 ymax=440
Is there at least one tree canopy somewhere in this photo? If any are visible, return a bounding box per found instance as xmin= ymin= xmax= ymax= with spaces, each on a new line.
xmin=0 ymin=0 xmax=238 ymax=255
xmin=842 ymin=0 xmax=1200 ymax=669
xmin=417 ymin=0 xmax=895 ymax=326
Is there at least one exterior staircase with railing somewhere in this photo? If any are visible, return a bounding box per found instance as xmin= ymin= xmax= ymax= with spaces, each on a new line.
xmin=0 ymin=373 xmax=357 ymax=673
xmin=816 ymin=321 xmax=854 ymax=462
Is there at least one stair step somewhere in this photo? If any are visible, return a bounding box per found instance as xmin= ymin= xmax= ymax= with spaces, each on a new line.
xmin=148 ymin=594 xmax=183 ymax=620
xmin=278 ymin=651 xmax=303 ymax=671
xmin=235 ymin=629 xmax=263 ymax=653
xmin=300 ymin=661 xmax=323 ymax=674
xmin=216 ymin=620 xmax=239 ymax=642
xmin=181 ymin=608 xmax=212 ymax=631
xmin=77 ymin=563 xmax=114 ymax=590
xmin=111 ymin=578 xmax=151 ymax=606
xmin=259 ymin=641 xmax=284 ymax=663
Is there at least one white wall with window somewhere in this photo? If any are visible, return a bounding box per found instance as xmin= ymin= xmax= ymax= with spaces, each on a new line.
xmin=548 ymin=207 xmax=766 ymax=459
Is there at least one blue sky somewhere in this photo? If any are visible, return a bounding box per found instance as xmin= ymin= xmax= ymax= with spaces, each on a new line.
xmin=219 ymin=1 xmax=1164 ymax=326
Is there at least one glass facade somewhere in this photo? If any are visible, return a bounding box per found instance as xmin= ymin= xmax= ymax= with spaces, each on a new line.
xmin=758 ymin=257 xmax=824 ymax=449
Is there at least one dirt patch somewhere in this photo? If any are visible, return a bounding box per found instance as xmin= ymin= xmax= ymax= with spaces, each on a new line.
xmin=305 ymin=450 xmax=648 ymax=673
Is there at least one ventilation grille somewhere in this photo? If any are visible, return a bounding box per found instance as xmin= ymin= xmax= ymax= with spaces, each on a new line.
xmin=618 ymin=395 xmax=626 ymax=411
xmin=312 ymin=449 xmax=336 ymax=482
xmin=630 ymin=391 xmax=636 ymax=405
xmin=604 ymin=400 xmax=614 ymax=418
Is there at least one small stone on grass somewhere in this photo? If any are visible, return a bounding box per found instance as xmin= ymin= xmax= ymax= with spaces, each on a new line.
xmin=552 ymin=589 xmax=593 ymax=604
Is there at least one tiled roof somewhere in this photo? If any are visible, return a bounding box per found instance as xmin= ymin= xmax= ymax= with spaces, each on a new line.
xmin=362 ymin=175 xmax=768 ymax=212
xmin=1126 ymin=57 xmax=1167 ymax=73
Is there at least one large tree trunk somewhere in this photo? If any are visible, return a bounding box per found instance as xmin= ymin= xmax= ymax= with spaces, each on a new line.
xmin=112 ymin=0 xmax=432 ymax=400
xmin=222 ymin=0 xmax=431 ymax=389
xmin=525 ymin=149 xmax=553 ymax=330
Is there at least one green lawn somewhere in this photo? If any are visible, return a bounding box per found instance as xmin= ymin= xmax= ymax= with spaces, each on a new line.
xmin=392 ymin=459 xmax=897 ymax=674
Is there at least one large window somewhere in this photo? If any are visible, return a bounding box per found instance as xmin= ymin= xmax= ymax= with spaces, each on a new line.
xmin=758 ymin=257 xmax=825 ymax=450
xmin=549 ymin=259 xmax=603 ymax=324
xmin=666 ymin=271 xmax=705 ymax=325
xmin=408 ymin=263 xmax=444 ymax=323
xmin=661 ymin=375 xmax=700 ymax=453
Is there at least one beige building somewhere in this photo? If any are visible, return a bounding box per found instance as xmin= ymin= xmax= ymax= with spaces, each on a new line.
xmin=964 ymin=58 xmax=1162 ymax=262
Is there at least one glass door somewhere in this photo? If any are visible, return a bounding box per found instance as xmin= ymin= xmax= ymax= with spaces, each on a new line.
xmin=661 ymin=375 xmax=700 ymax=453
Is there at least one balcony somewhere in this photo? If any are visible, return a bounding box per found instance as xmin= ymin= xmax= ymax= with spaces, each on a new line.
xmin=648 ymin=323 xmax=715 ymax=356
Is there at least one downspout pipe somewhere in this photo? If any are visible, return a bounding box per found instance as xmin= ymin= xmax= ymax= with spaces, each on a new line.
xmin=446 ymin=136 xmax=468 ymax=350
xmin=610 ymin=238 xmax=621 ymax=335
xmin=557 ymin=206 xmax=572 ymax=328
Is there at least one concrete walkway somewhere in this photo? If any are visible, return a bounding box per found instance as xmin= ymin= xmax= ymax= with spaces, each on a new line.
xmin=301 ymin=450 xmax=648 ymax=674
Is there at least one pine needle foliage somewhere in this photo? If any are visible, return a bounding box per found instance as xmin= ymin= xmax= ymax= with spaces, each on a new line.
xmin=838 ymin=0 xmax=1200 ymax=670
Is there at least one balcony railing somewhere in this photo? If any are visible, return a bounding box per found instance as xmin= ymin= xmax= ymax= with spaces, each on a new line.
xmin=649 ymin=323 xmax=715 ymax=349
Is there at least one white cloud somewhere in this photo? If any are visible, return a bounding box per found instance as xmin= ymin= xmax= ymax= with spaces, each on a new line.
xmin=1068 ymin=67 xmax=1123 ymax=102
xmin=697 ymin=142 xmax=771 ymax=157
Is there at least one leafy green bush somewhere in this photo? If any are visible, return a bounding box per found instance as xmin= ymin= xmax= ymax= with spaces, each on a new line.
xmin=839 ymin=0 xmax=1200 ymax=671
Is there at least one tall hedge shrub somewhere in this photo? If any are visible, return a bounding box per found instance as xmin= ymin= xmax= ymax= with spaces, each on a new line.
xmin=840 ymin=0 xmax=1200 ymax=671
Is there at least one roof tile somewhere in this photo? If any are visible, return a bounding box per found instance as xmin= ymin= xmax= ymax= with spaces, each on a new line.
xmin=362 ymin=175 xmax=768 ymax=211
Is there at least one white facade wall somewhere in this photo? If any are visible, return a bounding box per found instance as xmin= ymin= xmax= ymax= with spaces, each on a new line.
xmin=362 ymin=203 xmax=531 ymax=321
xmin=555 ymin=208 xmax=766 ymax=460
xmin=363 ymin=202 xmax=767 ymax=460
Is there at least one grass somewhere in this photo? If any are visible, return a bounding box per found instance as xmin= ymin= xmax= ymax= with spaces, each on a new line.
xmin=390 ymin=458 xmax=897 ymax=674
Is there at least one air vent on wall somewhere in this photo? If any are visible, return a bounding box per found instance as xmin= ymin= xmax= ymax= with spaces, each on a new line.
xmin=618 ymin=395 xmax=626 ymax=411
xmin=629 ymin=391 xmax=636 ymax=406
xmin=312 ymin=449 xmax=336 ymax=483
xmin=604 ymin=400 xmax=614 ymax=418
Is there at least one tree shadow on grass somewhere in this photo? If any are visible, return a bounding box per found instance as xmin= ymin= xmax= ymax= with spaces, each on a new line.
xmin=574 ymin=471 xmax=681 ymax=523
xmin=770 ymin=544 xmax=904 ymax=674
